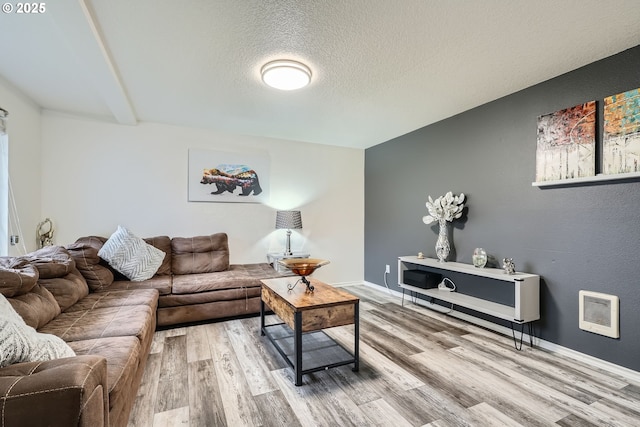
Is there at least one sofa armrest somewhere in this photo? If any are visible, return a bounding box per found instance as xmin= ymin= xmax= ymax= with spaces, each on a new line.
xmin=0 ymin=355 xmax=108 ymax=427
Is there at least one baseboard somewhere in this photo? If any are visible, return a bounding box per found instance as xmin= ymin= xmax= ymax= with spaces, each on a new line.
xmin=331 ymin=280 xmax=366 ymax=288
xmin=361 ymin=281 xmax=640 ymax=383
xmin=537 ymin=340 xmax=640 ymax=383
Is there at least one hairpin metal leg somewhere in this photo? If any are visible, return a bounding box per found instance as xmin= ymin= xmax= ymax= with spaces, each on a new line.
xmin=511 ymin=322 xmax=534 ymax=351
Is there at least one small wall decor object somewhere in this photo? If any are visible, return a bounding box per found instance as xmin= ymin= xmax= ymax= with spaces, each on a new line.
xmin=579 ymin=290 xmax=619 ymax=338
xmin=472 ymin=248 xmax=487 ymax=268
xmin=536 ymin=101 xmax=596 ymax=182
xmin=36 ymin=218 xmax=54 ymax=248
xmin=603 ymin=88 xmax=640 ymax=175
xmin=188 ymin=149 xmax=270 ymax=203
xmin=423 ymin=192 xmax=465 ymax=262
xmin=502 ymin=258 xmax=516 ymax=275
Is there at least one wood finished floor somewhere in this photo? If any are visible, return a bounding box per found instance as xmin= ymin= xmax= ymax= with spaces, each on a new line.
xmin=128 ymin=285 xmax=640 ymax=427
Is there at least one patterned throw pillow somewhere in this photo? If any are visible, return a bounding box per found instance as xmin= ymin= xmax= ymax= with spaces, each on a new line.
xmin=98 ymin=226 xmax=165 ymax=281
xmin=0 ymin=294 xmax=75 ymax=368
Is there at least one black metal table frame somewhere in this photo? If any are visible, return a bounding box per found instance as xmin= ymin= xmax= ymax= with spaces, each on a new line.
xmin=260 ymin=299 xmax=359 ymax=386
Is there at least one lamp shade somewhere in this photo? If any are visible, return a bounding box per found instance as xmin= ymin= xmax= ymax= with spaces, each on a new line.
xmin=275 ymin=211 xmax=302 ymax=230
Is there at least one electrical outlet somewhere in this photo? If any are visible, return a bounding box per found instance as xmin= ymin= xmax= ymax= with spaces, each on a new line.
xmin=385 ymin=264 xmax=390 ymax=274
xmin=10 ymin=235 xmax=19 ymax=245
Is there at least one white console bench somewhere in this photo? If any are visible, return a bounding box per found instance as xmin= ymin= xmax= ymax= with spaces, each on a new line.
xmin=398 ymin=256 xmax=540 ymax=349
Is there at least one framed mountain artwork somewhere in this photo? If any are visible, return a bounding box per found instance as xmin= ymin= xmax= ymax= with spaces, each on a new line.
xmin=188 ymin=148 xmax=270 ymax=203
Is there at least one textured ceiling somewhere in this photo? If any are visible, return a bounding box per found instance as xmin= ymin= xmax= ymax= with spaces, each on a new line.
xmin=1 ymin=0 xmax=640 ymax=149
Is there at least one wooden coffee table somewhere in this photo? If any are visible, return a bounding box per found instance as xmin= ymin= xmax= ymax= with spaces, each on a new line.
xmin=260 ymin=277 xmax=359 ymax=386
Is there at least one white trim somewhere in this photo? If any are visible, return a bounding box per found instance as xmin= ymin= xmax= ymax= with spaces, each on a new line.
xmin=331 ymin=280 xmax=366 ymax=288
xmin=537 ymin=339 xmax=640 ymax=382
xmin=362 ymin=281 xmax=640 ymax=383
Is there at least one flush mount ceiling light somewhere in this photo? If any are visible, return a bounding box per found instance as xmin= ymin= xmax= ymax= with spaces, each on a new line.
xmin=261 ymin=60 xmax=311 ymax=90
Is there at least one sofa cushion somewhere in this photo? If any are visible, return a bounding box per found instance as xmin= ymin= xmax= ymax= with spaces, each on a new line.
xmin=68 ymin=336 xmax=141 ymax=415
xmin=99 ymin=226 xmax=165 ymax=282
xmin=8 ymin=284 xmax=61 ymax=329
xmin=66 ymin=237 xmax=115 ymax=291
xmin=22 ymin=246 xmax=75 ymax=279
xmin=0 ymin=257 xmax=38 ymax=297
xmin=143 ymin=236 xmax=172 ymax=275
xmin=109 ymin=275 xmax=172 ymax=296
xmin=0 ymin=355 xmax=108 ymax=427
xmin=38 ymin=267 xmax=90 ymax=312
xmin=157 ymin=297 xmax=262 ymax=326
xmin=38 ymin=305 xmax=155 ymax=345
xmin=64 ymin=289 xmax=159 ymax=313
xmin=171 ymin=232 xmax=229 ymax=275
xmin=0 ymin=294 xmax=75 ymax=368
xmin=159 ymin=286 xmax=262 ymax=307
xmin=171 ymin=263 xmax=282 ymax=294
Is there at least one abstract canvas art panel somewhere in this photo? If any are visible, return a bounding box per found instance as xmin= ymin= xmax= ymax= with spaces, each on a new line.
xmin=536 ymin=101 xmax=596 ymax=182
xmin=603 ymin=88 xmax=640 ymax=175
xmin=188 ymin=148 xmax=270 ymax=203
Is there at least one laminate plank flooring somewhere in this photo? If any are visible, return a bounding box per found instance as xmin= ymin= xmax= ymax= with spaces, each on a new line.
xmin=128 ymin=285 xmax=640 ymax=426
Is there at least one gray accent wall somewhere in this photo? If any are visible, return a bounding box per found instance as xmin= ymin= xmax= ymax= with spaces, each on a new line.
xmin=364 ymin=45 xmax=640 ymax=371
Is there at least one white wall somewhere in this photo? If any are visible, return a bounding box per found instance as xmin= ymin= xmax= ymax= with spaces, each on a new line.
xmin=0 ymin=77 xmax=42 ymax=256
xmin=40 ymin=111 xmax=364 ymax=284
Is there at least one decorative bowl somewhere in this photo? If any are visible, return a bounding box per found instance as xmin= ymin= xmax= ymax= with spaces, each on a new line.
xmin=277 ymin=258 xmax=330 ymax=276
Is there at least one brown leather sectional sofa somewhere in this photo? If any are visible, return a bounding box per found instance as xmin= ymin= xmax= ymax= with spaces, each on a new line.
xmin=68 ymin=232 xmax=284 ymax=327
xmin=0 ymin=233 xmax=285 ymax=427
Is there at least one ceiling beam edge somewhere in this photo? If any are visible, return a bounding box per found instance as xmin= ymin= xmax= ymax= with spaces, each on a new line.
xmin=49 ymin=0 xmax=137 ymax=125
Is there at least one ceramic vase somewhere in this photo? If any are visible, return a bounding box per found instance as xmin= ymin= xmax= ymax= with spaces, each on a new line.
xmin=435 ymin=219 xmax=450 ymax=262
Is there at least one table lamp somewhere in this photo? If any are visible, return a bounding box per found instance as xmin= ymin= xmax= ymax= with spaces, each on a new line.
xmin=275 ymin=210 xmax=302 ymax=256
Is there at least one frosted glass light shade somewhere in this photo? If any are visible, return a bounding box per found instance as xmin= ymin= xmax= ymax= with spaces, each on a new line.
xmin=275 ymin=210 xmax=302 ymax=256
xmin=275 ymin=210 xmax=302 ymax=229
xmin=261 ymin=60 xmax=311 ymax=90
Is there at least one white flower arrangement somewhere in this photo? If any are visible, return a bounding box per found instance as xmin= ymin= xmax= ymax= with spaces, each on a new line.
xmin=422 ymin=191 xmax=465 ymax=224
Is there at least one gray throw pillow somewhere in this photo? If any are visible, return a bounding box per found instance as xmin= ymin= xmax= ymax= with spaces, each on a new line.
xmin=0 ymin=294 xmax=75 ymax=368
xmin=98 ymin=226 xmax=165 ymax=281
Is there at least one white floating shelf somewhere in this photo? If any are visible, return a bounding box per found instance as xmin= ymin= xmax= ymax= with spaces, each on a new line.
xmin=532 ymin=171 xmax=640 ymax=187
xmin=397 ymin=256 xmax=537 ymax=281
